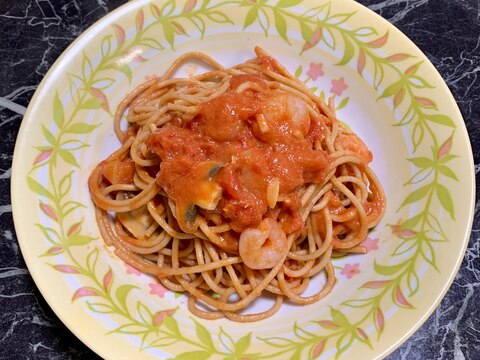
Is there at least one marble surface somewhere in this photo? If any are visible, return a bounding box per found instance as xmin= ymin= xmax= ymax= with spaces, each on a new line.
xmin=0 ymin=0 xmax=478 ymax=359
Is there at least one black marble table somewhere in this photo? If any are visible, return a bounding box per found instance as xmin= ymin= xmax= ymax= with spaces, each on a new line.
xmin=1 ymin=1 xmax=478 ymax=359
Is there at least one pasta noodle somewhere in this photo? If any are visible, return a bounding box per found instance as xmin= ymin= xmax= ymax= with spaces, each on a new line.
xmin=88 ymin=47 xmax=386 ymax=322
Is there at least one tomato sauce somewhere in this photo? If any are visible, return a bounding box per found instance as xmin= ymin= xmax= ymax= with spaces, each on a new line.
xmin=102 ymin=159 xmax=135 ymax=185
xmin=147 ymin=75 xmax=330 ymax=234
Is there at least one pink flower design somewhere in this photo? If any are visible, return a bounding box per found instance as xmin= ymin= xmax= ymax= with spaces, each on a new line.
xmin=306 ymin=62 xmax=324 ymax=80
xmin=149 ymin=282 xmax=168 ymax=298
xmin=124 ymin=263 xmax=141 ymax=276
xmin=39 ymin=202 xmax=58 ymax=221
xmin=390 ymin=220 xmax=417 ymax=238
xmin=340 ymin=263 xmax=361 ymax=279
xmin=330 ymin=77 xmax=348 ymax=96
xmin=33 ymin=148 xmax=53 ymax=165
xmin=362 ymin=237 xmax=379 ymax=253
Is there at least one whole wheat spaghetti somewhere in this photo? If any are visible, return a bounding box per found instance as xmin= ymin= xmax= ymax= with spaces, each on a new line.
xmin=88 ymin=47 xmax=386 ymax=322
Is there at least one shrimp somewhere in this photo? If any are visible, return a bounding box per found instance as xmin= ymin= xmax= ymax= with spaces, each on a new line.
xmin=335 ymin=132 xmax=373 ymax=165
xmin=254 ymin=92 xmax=311 ymax=141
xmin=239 ymin=218 xmax=288 ymax=270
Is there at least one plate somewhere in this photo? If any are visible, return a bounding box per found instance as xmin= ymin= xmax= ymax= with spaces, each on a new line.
xmin=11 ymin=0 xmax=474 ymax=359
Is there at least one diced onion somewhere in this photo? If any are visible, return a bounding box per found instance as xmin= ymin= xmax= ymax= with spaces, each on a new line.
xmin=267 ymin=178 xmax=280 ymax=209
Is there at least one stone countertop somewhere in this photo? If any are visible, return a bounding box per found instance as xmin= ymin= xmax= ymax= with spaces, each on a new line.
xmin=0 ymin=0 xmax=478 ymax=359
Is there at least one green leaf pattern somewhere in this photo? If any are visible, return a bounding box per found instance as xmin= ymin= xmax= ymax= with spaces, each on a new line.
xmin=27 ymin=1 xmax=459 ymax=358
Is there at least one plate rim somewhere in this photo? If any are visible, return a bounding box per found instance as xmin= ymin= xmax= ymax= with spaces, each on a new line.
xmin=10 ymin=0 xmax=476 ymax=358
xmin=355 ymin=3 xmax=476 ymax=359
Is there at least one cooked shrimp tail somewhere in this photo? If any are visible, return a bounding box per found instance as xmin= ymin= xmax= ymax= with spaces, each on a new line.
xmin=239 ymin=218 xmax=288 ymax=269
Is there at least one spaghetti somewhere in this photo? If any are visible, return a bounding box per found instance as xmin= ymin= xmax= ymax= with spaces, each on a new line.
xmin=88 ymin=47 xmax=386 ymax=322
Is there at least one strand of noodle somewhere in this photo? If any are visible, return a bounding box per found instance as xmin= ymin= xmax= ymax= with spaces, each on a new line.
xmin=350 ymin=164 xmax=368 ymax=199
xmin=254 ymin=46 xmax=295 ymax=80
xmin=331 ymin=210 xmax=360 ymax=223
xmin=178 ymin=271 xmax=204 ymax=288
xmin=158 ymin=257 xmax=242 ymax=277
xmin=142 ymin=254 xmax=158 ymax=262
xmin=113 ymin=79 xmax=162 ymax=139
xmin=156 ymin=239 xmax=196 ymax=257
xmin=335 ymin=175 xmax=368 ymax=198
xmin=333 ymin=246 xmax=367 ymax=256
xmin=203 ymin=241 xmax=226 ymax=286
xmin=316 ymin=207 xmax=333 ymax=249
xmin=283 ymin=218 xmax=317 ymax=277
xmin=223 ymin=295 xmax=283 ymax=322
xmin=171 ymin=239 xmax=202 ymax=284
xmin=209 ymin=224 xmax=231 ymax=233
xmin=114 ymin=246 xmax=158 ymax=274
xmin=198 ymin=219 xmax=237 ymax=253
xmin=324 ymin=116 xmax=340 ymax=152
xmin=330 ymin=176 xmax=368 ymax=249
xmin=115 ymin=77 xmax=205 ymax=133
xmin=108 ymin=222 xmax=158 ymax=259
xmin=134 ymin=164 xmax=156 ymax=185
xmin=203 ymin=250 xmax=224 ymax=288
xmin=279 ymin=261 xmax=335 ymax=304
xmin=130 ymin=105 xmax=160 ymax=112
xmin=232 ymin=66 xmax=264 ymax=77
xmin=129 ymin=108 xmax=167 ymax=126
xmin=329 ymin=174 xmax=368 ymax=222
xmin=262 ymin=272 xmax=307 ymax=295
xmin=282 ymin=257 xmax=315 ymax=278
xmin=176 ymin=234 xmax=296 ymax=311
xmin=310 ymin=193 xmax=332 ymax=212
xmin=292 ymin=210 xmax=333 ymax=277
xmin=220 ymin=268 xmax=245 ymax=288
xmin=300 ymin=184 xmax=318 ymax=206
xmin=220 ymin=252 xmax=248 ymax=299
xmin=328 ymin=97 xmax=336 ymax=112
xmin=193 ymin=238 xmax=226 ymax=294
xmin=166 ymin=103 xmax=198 ymax=113
xmin=364 ymin=166 xmax=386 ymax=227
xmin=235 ymin=81 xmax=268 ymax=94
xmin=162 ymin=51 xmax=226 ymax=78
xmin=98 ymin=136 xmax=134 ymax=164
xmin=243 ymin=265 xmax=258 ymax=290
xmin=154 ymin=92 xmax=212 ymax=106
xmin=288 ymin=209 xmax=332 ymax=261
xmin=95 ymin=207 xmax=116 ymax=246
xmin=156 ymin=255 xmax=186 ymax=292
xmin=307 ymin=246 xmax=334 ymax=277
xmin=132 ymin=172 xmax=150 ymax=190
xmin=188 ymin=296 xmax=224 ymax=320
xmin=121 ymin=236 xmax=168 ymax=254
xmin=130 ymin=130 xmax=159 ymax=167
xmin=326 ymin=154 xmax=364 ymax=172
xmin=300 ymin=183 xmax=333 ymax=222
xmin=101 ymin=184 xmax=139 ymax=196
xmin=169 ymin=237 xmax=180 ymax=269
xmin=147 ymin=202 xmax=196 ymax=239
xmin=89 ymin=171 xmax=160 ymax=212
xmin=152 ymin=231 xmax=172 ymax=250
xmin=114 ymin=222 xmax=163 ymax=248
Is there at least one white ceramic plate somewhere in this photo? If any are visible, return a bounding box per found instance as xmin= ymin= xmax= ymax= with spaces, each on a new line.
xmin=12 ymin=0 xmax=474 ymax=359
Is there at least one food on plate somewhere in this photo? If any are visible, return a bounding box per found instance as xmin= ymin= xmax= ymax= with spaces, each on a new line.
xmin=88 ymin=47 xmax=386 ymax=322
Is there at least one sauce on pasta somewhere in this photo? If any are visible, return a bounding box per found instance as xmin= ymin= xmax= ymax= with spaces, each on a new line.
xmin=88 ymin=47 xmax=386 ymax=322
xmin=147 ymin=73 xmax=330 ymax=236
